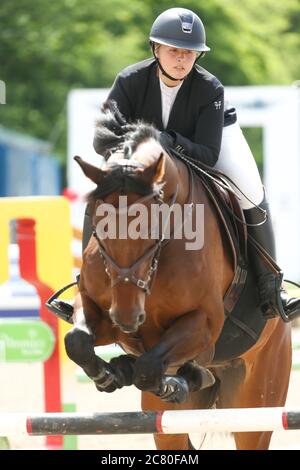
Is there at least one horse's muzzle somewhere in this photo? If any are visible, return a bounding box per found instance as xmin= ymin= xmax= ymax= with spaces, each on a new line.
xmin=109 ymin=309 xmax=146 ymax=333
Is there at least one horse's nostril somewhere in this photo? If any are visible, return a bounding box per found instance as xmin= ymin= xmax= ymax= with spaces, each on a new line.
xmin=138 ymin=312 xmax=146 ymax=325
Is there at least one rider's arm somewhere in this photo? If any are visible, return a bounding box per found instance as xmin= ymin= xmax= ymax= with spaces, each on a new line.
xmin=106 ymin=75 xmax=133 ymax=122
xmin=166 ymin=86 xmax=224 ymax=167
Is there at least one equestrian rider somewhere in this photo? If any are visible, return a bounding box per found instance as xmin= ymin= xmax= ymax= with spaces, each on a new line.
xmin=54 ymin=7 xmax=300 ymax=322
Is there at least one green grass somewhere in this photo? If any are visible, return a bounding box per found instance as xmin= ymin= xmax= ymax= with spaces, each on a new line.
xmin=0 ymin=437 xmax=10 ymax=450
xmin=286 ymin=285 xmax=300 ymax=298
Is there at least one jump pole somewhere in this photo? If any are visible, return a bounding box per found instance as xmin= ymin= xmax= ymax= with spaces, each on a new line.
xmin=0 ymin=408 xmax=300 ymax=436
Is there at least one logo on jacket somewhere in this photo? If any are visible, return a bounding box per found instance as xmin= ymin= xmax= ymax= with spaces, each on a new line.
xmin=214 ymin=100 xmax=222 ymax=110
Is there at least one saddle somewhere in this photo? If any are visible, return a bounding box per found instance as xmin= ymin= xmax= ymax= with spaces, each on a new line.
xmin=171 ymin=149 xmax=248 ymax=314
xmin=169 ymin=149 xmax=279 ymax=363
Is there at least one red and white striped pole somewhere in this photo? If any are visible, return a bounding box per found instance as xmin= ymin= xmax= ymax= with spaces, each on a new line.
xmin=0 ymin=408 xmax=299 ymax=436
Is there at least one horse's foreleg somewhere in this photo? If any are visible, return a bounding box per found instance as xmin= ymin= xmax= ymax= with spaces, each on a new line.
xmin=65 ymin=324 xmax=118 ymax=392
xmin=134 ymin=308 xmax=221 ymax=401
xmin=64 ymin=294 xmax=131 ymax=392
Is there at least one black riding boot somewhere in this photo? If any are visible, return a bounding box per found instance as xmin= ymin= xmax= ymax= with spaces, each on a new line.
xmin=46 ymin=205 xmax=94 ymax=322
xmin=244 ymin=197 xmax=300 ymax=322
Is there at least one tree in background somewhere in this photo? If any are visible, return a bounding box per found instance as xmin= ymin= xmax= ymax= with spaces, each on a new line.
xmin=0 ymin=0 xmax=299 ymax=165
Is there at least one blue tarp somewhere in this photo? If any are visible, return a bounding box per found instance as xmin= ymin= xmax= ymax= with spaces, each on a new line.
xmin=0 ymin=128 xmax=61 ymax=196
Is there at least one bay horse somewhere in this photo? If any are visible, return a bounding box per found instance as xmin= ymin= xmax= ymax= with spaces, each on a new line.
xmin=65 ymin=102 xmax=292 ymax=450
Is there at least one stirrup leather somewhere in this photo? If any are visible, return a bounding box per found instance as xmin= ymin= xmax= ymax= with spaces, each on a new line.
xmin=45 ymin=275 xmax=80 ymax=324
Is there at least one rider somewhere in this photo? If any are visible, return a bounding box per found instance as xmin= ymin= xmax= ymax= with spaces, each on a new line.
xmin=52 ymin=7 xmax=300 ymax=322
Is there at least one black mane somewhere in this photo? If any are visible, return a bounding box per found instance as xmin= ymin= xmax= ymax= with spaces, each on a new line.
xmin=93 ymin=100 xmax=160 ymax=159
xmin=88 ymin=101 xmax=163 ymax=202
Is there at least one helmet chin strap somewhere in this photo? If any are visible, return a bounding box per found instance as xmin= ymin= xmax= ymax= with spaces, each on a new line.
xmin=156 ymin=56 xmax=185 ymax=82
xmin=151 ymin=43 xmax=203 ymax=83
xmin=151 ymin=43 xmax=185 ymax=82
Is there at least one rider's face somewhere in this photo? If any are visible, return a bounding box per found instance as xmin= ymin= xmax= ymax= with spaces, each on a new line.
xmin=156 ymin=45 xmax=197 ymax=86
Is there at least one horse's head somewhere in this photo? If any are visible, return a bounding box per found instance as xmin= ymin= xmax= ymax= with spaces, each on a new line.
xmin=75 ymin=102 xmax=179 ymax=333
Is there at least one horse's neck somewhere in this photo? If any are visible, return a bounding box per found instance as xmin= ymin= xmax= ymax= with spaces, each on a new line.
xmin=165 ymin=153 xmax=190 ymax=205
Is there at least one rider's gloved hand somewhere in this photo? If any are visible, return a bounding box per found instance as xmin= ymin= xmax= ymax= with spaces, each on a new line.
xmin=159 ymin=131 xmax=175 ymax=150
xmin=224 ymin=107 xmax=237 ymax=127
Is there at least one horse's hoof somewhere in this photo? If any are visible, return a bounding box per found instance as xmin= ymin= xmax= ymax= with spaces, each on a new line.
xmin=91 ymin=363 xmax=121 ymax=393
xmin=95 ymin=382 xmax=117 ymax=393
xmin=93 ymin=374 xmax=116 ymax=392
xmin=157 ymin=375 xmax=189 ymax=403
xmin=199 ymin=367 xmax=215 ymax=390
xmin=177 ymin=362 xmax=216 ymax=391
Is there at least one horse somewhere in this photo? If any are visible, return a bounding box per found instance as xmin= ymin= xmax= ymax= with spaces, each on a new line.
xmin=64 ymin=101 xmax=292 ymax=450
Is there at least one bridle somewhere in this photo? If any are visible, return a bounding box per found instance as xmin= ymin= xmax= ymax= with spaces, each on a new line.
xmin=92 ymin=164 xmax=194 ymax=295
xmin=93 ymin=187 xmax=178 ymax=295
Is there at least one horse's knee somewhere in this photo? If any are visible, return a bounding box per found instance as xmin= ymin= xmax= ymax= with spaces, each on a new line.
xmin=64 ymin=328 xmax=94 ymax=364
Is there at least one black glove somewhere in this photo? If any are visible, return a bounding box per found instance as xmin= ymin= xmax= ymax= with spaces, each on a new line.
xmin=159 ymin=131 xmax=175 ymax=150
xmin=224 ymin=107 xmax=237 ymax=127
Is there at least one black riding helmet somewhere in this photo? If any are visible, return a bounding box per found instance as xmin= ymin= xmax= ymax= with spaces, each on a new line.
xmin=149 ymin=8 xmax=210 ymax=82
xmin=150 ymin=7 xmax=210 ymax=53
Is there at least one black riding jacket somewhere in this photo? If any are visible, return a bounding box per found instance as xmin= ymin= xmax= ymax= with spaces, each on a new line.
xmin=107 ymin=58 xmax=224 ymax=166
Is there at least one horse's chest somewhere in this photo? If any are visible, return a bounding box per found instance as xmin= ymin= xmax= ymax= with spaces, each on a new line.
xmin=118 ymin=325 xmax=165 ymax=356
xmin=119 ymin=337 xmax=145 ymax=356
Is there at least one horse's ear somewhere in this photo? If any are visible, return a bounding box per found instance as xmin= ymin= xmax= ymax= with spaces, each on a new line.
xmin=141 ymin=153 xmax=165 ymax=184
xmin=74 ymin=156 xmax=104 ymax=184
